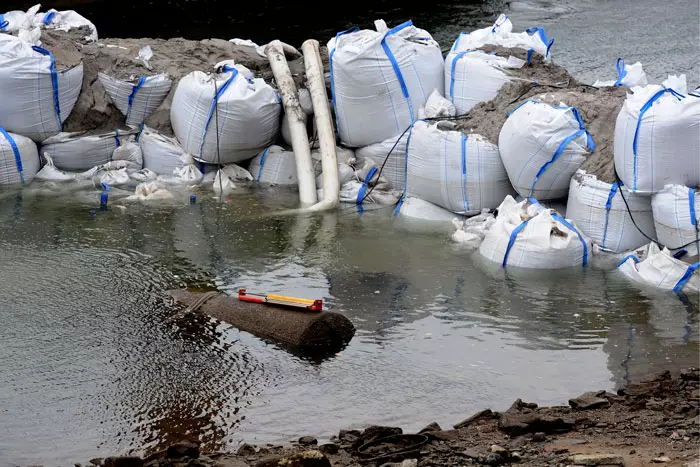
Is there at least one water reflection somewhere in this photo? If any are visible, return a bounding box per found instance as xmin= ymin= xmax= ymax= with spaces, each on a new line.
xmin=0 ymin=186 xmax=697 ymax=465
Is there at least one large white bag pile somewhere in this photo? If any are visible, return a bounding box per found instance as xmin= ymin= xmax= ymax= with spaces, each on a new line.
xmin=35 ymin=8 xmax=98 ymax=42
xmin=41 ymin=131 xmax=128 ymax=171
xmin=406 ymin=120 xmax=513 ymax=214
xmin=139 ymin=126 xmax=190 ymax=175
xmin=445 ymin=14 xmax=552 ymax=114
xmin=567 ymin=170 xmax=655 ymax=253
xmin=0 ymin=127 xmax=40 ymax=185
xmin=614 ymin=79 xmax=700 ymax=193
xmin=651 ymin=185 xmax=699 ymax=257
xmin=479 ymin=195 xmax=591 ymax=269
xmin=618 ymin=242 xmax=699 ymax=294
xmin=0 ymin=5 xmax=41 ymax=33
xmin=248 ymin=145 xmax=298 ymax=185
xmin=327 ymin=20 xmax=444 ymax=147
xmin=593 ymin=58 xmax=648 ymax=88
xmin=98 ymin=73 xmax=172 ymax=127
xmin=171 ymin=62 xmax=281 ymax=164
xmin=499 ymin=99 xmax=595 ymax=200
xmin=0 ymin=34 xmax=83 ymax=142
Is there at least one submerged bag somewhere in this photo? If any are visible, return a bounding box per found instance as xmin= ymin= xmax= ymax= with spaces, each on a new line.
xmin=328 ymin=20 xmax=444 ymax=147
xmin=0 ymin=127 xmax=40 ymax=185
xmin=566 ymin=170 xmax=655 ymax=253
xmin=618 ymin=242 xmax=699 ymax=294
xmin=0 ymin=34 xmax=83 ymax=142
xmin=98 ymin=73 xmax=172 ymax=127
xmin=248 ymin=145 xmax=298 ymax=185
xmin=406 ymin=120 xmax=513 ymax=214
xmin=394 ymin=196 xmax=459 ymax=223
xmin=170 ymin=63 xmax=281 ymax=164
xmin=614 ymin=84 xmax=700 ymax=194
xmin=499 ymin=99 xmax=595 ymax=200
xmin=479 ymin=196 xmax=591 ymax=269
xmin=355 ymin=133 xmax=408 ymax=190
xmin=651 ymin=185 xmax=700 ymax=257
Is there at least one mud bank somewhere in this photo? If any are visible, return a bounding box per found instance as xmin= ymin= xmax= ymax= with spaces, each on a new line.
xmin=39 ymin=29 xmax=313 ymax=136
xmin=87 ymin=369 xmax=699 ymax=467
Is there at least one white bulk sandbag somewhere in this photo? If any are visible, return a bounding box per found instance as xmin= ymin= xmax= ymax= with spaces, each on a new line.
xmin=170 ymin=63 xmax=281 ymax=164
xmin=452 ymin=210 xmax=497 ymax=248
xmin=98 ymin=73 xmax=172 ymax=127
xmin=111 ymin=140 xmax=143 ymax=171
xmin=328 ymin=20 xmax=444 ymax=147
xmin=406 ymin=120 xmax=514 ymax=214
xmin=593 ymin=58 xmax=648 ymax=88
xmin=566 ymin=170 xmax=655 ymax=253
xmin=333 ymin=180 xmax=399 ymax=205
xmin=356 ymin=133 xmax=408 ymax=190
xmin=479 ymin=195 xmax=592 ymax=269
xmin=316 ymin=162 xmax=355 ymax=189
xmin=34 ymin=153 xmax=99 ymax=182
xmin=499 ymin=99 xmax=595 ymax=200
xmin=248 ymin=145 xmax=298 ymax=185
xmin=0 ymin=128 xmax=40 ymax=185
xmin=98 ymin=167 xmax=130 ymax=187
xmin=614 ymin=84 xmax=700 ymax=193
xmin=449 ymin=14 xmax=554 ymax=58
xmin=0 ymin=34 xmax=83 ymax=142
xmin=41 ymin=131 xmax=127 ymax=171
xmin=651 ymin=185 xmax=700 ymax=257
xmin=0 ymin=5 xmax=40 ymax=33
xmin=445 ymin=51 xmax=526 ymax=115
xmin=618 ymin=242 xmax=699 ymax=294
xmin=422 ymin=89 xmax=456 ymax=119
xmin=157 ymin=154 xmax=204 ymax=185
xmin=129 ymin=168 xmax=158 ymax=184
xmin=35 ymin=9 xmax=98 ymax=42
xmin=394 ymin=196 xmax=457 ymax=223
xmin=139 ymin=126 xmax=190 ymax=175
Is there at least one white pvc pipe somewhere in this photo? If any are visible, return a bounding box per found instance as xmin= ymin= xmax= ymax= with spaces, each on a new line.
xmin=265 ymin=40 xmax=317 ymax=206
xmin=302 ymin=39 xmax=340 ymax=211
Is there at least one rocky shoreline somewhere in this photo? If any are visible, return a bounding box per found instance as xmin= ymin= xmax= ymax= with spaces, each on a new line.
xmin=84 ymin=369 xmax=699 ymax=467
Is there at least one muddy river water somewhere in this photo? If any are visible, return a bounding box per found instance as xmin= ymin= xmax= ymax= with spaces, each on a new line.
xmin=0 ymin=0 xmax=698 ymax=465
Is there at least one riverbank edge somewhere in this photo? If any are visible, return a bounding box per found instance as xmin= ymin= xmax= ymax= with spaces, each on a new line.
xmin=83 ymin=368 xmax=700 ymax=467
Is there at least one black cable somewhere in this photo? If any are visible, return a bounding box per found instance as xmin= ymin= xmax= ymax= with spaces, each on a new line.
xmin=614 ymin=167 xmax=699 ymax=252
xmin=213 ymin=77 xmax=223 ymax=197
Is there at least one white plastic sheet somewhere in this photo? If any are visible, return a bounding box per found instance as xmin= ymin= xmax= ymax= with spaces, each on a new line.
xmin=327 ymin=20 xmax=444 ymax=147
xmin=170 ymin=63 xmax=281 ymax=164
xmin=452 ymin=210 xmax=496 ymax=248
xmin=41 ymin=131 xmax=125 ymax=171
xmin=111 ymin=139 xmax=143 ymax=171
xmin=614 ymin=84 xmax=700 ymax=194
xmin=98 ymin=73 xmax=172 ymax=127
xmin=499 ymin=99 xmax=594 ymax=200
xmin=479 ymin=195 xmax=592 ymax=269
xmin=566 ymin=170 xmax=655 ymax=253
xmin=618 ymin=242 xmax=699 ymax=294
xmin=651 ymin=185 xmax=700 ymax=257
xmin=157 ymin=153 xmax=203 ymax=185
xmin=0 ymin=128 xmax=40 ymax=185
xmin=406 ymin=120 xmax=513 ymax=214
xmin=123 ymin=181 xmax=174 ymax=202
xmin=0 ymin=34 xmax=83 ymax=142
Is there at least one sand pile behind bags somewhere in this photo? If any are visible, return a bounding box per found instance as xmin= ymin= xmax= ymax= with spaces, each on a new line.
xmin=455 ymin=48 xmax=627 ymax=183
xmin=39 ymin=29 xmax=310 ymax=136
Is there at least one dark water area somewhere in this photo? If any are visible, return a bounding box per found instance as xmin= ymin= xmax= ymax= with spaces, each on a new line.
xmin=10 ymin=0 xmax=504 ymax=46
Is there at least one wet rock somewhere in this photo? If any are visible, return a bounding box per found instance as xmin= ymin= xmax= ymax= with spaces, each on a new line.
xmin=299 ymin=436 xmax=318 ymax=445
xmin=352 ymin=426 xmax=402 ymax=449
xmin=103 ymin=457 xmax=144 ymax=467
xmin=237 ymin=443 xmax=257 ymax=456
xmin=680 ymin=368 xmax=699 ymax=381
xmin=532 ymin=432 xmax=546 ymax=442
xmin=484 ymin=453 xmax=505 ymax=465
xmin=318 ymin=443 xmax=339 ymax=455
xmin=509 ymin=399 xmax=538 ymax=411
xmin=255 ymin=450 xmax=331 ymax=467
xmin=425 ymin=429 xmax=458 ymax=441
xmin=418 ymin=422 xmax=442 ymax=433
xmin=568 ymin=454 xmax=625 ymax=466
xmin=498 ymin=412 xmax=574 ymax=436
xmin=167 ymin=441 xmax=200 ymax=459
xmin=552 ymin=438 xmax=587 ymax=446
xmin=338 ymin=429 xmax=361 ymax=440
xmin=490 ymin=445 xmax=508 ymax=455
xmin=569 ymin=392 xmax=611 ymax=411
xmin=454 ymin=409 xmax=495 ymax=429
xmin=215 ymin=458 xmax=253 ymax=467
xmin=90 ymin=459 xmax=103 ymax=466
xmin=652 ymin=457 xmax=671 ymax=463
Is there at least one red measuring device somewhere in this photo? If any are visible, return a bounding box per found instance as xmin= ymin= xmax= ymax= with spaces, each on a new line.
xmin=238 ymin=289 xmax=323 ymax=312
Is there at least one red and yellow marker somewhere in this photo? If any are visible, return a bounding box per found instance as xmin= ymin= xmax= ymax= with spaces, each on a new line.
xmin=238 ymin=289 xmax=323 ymax=312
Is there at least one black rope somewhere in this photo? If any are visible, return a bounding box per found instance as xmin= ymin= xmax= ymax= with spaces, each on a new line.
xmin=213 ymin=76 xmax=223 ymax=197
